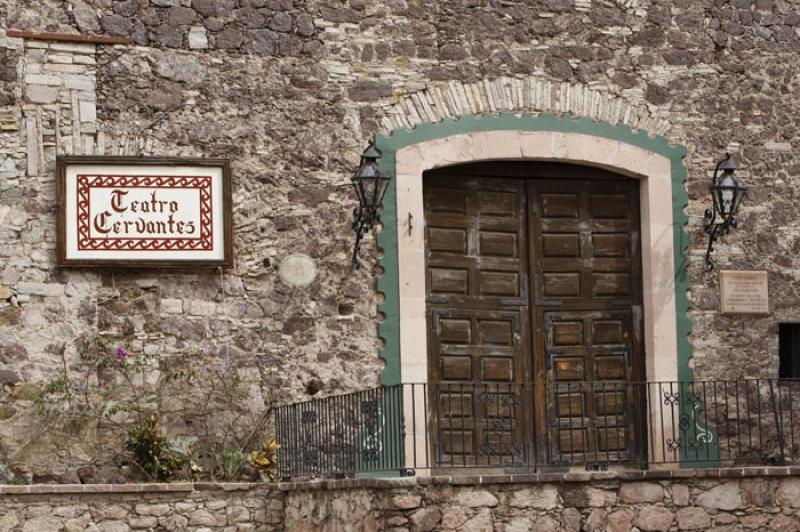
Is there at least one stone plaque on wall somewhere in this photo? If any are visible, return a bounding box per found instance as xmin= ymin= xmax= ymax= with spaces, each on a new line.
xmin=279 ymin=254 xmax=318 ymax=287
xmin=720 ymin=270 xmax=769 ymax=315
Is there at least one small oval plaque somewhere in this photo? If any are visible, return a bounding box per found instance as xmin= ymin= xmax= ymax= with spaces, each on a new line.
xmin=279 ymin=254 xmax=318 ymax=288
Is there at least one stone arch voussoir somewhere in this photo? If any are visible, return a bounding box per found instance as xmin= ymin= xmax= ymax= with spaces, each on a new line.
xmin=376 ymin=77 xmax=671 ymax=138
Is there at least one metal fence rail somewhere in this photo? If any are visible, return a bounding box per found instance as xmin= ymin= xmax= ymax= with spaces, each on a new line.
xmin=275 ymin=379 xmax=800 ymax=479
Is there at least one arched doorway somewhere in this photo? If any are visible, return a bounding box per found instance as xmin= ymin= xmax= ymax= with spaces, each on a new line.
xmin=423 ymin=161 xmax=646 ymax=467
xmin=373 ymin=120 xmax=690 ymax=471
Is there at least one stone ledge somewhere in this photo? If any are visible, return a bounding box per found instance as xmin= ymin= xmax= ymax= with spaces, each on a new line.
xmin=276 ymin=466 xmax=800 ymax=492
xmin=0 ymin=482 xmax=276 ymax=495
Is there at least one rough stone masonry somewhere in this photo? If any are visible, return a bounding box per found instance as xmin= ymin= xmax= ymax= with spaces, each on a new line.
xmin=280 ymin=470 xmax=800 ymax=532
xmin=2 ymin=0 xmax=800 ymax=479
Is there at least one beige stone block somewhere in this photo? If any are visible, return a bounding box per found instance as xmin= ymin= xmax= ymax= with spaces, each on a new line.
xmin=79 ymin=100 xmax=96 ymax=123
xmin=188 ymin=508 xmax=222 ymax=527
xmin=409 ymin=506 xmax=441 ymax=531
xmin=455 ymin=131 xmax=522 ymax=164
xmin=607 ymin=508 xmax=634 ymax=532
xmin=441 ymin=506 xmax=469 ymax=530
xmin=24 ymin=73 xmax=62 ymax=86
xmin=48 ymin=42 xmax=96 ymax=54
xmin=386 ymin=494 xmax=421 ymax=510
xmin=73 ymin=55 xmax=96 ymax=65
xmin=676 ymin=508 xmax=711 ymax=531
xmin=23 ymin=40 xmax=49 ymax=48
xmin=508 ymin=485 xmax=559 ymax=509
xmin=696 ymin=483 xmax=743 ymax=511
xmin=44 ymin=63 xmax=87 ymax=73
xmin=769 ymin=515 xmax=799 ymax=531
xmin=776 ymin=478 xmax=800 ymax=508
xmin=0 ymin=112 xmax=18 ymax=131
xmin=634 ymin=506 xmax=674 ymax=532
xmin=641 ymin=152 xmax=672 ymax=180
xmin=21 ymin=516 xmax=63 ymax=532
xmin=188 ymin=26 xmax=209 ymax=49
xmin=64 ymin=75 xmax=95 ymax=91
xmin=134 ymin=503 xmax=171 ymax=516
xmin=0 ymin=36 xmax=24 ymax=48
xmin=46 ymin=54 xmax=73 ymax=64
xmin=672 ymin=483 xmax=690 ymax=506
xmin=25 ymin=84 xmax=60 ymax=103
xmin=16 ymin=281 xmax=64 ymax=297
xmin=395 ymin=145 xmax=424 ymax=175
xmin=161 ymin=298 xmax=183 ymax=314
xmin=186 ymin=300 xmax=216 ymax=316
xmin=453 ymin=489 xmax=498 ymax=508
xmin=25 ymin=48 xmax=46 ymax=60
xmin=619 ymin=482 xmax=664 ymax=503
xmin=518 ymin=131 xmax=554 ymax=159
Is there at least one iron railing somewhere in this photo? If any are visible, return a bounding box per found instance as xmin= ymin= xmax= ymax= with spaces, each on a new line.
xmin=275 ymin=379 xmax=800 ymax=479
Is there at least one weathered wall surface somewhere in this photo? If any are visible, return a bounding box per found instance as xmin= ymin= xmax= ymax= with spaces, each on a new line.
xmin=282 ymin=471 xmax=800 ymax=532
xmin=2 ymin=470 xmax=800 ymax=531
xmin=2 ymin=0 xmax=800 ymax=477
xmin=0 ymin=482 xmax=284 ymax=531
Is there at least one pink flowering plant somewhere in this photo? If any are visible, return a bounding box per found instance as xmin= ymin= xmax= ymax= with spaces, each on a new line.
xmin=30 ymin=334 xmax=199 ymax=480
xmin=26 ymin=332 xmax=282 ymax=482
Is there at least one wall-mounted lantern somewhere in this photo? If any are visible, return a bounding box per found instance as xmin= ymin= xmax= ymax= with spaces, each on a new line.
xmin=704 ymin=153 xmax=747 ymax=271
xmin=351 ymin=143 xmax=390 ymax=269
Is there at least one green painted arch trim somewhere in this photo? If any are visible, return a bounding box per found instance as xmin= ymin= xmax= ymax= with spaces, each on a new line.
xmin=373 ymin=113 xmax=692 ymax=387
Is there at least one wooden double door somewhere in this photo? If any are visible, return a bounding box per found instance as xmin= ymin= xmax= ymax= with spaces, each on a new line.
xmin=424 ymin=162 xmax=646 ymax=468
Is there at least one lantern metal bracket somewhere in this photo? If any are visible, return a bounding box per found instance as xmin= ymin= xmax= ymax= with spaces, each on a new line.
xmin=351 ymin=204 xmax=380 ymax=269
xmin=351 ymin=142 xmax=389 ymax=270
xmin=703 ymin=153 xmax=745 ymax=272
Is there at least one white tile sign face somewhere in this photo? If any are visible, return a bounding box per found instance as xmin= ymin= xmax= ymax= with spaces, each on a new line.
xmin=58 ymin=158 xmax=231 ymax=266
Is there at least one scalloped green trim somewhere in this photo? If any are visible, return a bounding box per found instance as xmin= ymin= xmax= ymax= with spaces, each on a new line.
xmin=373 ymin=113 xmax=692 ymax=387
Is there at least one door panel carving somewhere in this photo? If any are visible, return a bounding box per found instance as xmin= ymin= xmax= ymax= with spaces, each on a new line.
xmin=425 ymin=164 xmax=645 ymax=469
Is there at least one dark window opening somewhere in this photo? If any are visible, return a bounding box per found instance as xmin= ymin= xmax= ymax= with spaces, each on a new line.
xmin=779 ymin=323 xmax=800 ymax=379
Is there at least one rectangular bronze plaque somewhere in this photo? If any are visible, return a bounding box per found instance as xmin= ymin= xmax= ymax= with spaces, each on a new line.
xmin=720 ymin=270 xmax=769 ymax=315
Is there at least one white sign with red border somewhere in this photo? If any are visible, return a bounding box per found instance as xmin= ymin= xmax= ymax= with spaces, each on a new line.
xmin=57 ymin=157 xmax=232 ymax=267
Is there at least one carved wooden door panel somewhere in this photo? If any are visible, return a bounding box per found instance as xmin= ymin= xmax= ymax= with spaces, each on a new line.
xmin=424 ymin=175 xmax=532 ymax=467
xmin=528 ymin=179 xmax=644 ymax=465
xmin=424 ymin=166 xmax=645 ymax=470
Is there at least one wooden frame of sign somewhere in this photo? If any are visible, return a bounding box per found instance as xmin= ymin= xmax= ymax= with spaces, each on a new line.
xmin=56 ymin=156 xmax=233 ymax=268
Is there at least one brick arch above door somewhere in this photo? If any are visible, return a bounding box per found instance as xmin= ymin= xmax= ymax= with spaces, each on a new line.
xmin=373 ymin=114 xmax=691 ymax=389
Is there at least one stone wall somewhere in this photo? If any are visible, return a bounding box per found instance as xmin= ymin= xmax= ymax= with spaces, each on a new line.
xmin=2 ymin=469 xmax=800 ymax=531
xmin=3 ymin=0 xmax=800 ymax=477
xmin=281 ymin=468 xmax=800 ymax=532
xmin=0 ymin=482 xmax=284 ymax=531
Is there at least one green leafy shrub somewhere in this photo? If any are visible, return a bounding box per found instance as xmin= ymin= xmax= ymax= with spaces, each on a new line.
xmin=22 ymin=332 xmax=282 ymax=482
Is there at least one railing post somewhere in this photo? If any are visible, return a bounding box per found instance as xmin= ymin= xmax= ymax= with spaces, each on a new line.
xmin=768 ymin=379 xmax=787 ymax=465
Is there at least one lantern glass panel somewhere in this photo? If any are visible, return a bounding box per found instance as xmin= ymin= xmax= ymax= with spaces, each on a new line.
xmin=375 ymin=174 xmax=390 ymax=208
xmin=717 ymin=173 xmax=736 ymax=216
xmin=731 ymin=182 xmax=746 ymax=216
xmin=351 ymin=176 xmax=366 ymax=206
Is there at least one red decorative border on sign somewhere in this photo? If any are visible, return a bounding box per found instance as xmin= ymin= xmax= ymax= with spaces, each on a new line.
xmin=76 ymin=175 xmax=213 ymax=251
